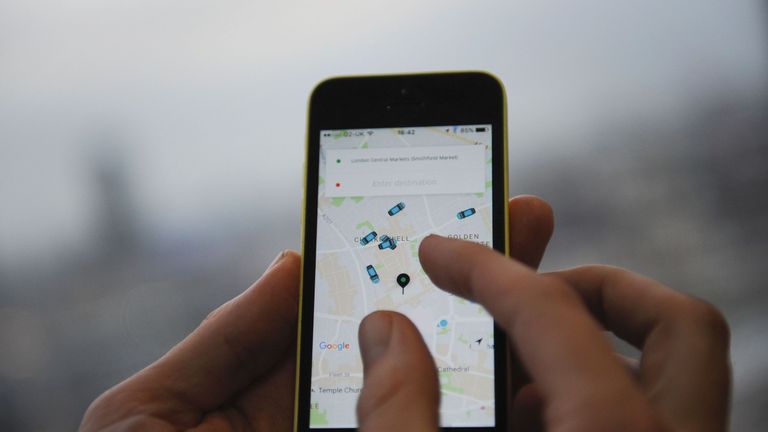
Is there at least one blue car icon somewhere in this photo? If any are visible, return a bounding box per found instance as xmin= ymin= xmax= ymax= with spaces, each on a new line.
xmin=366 ymin=265 xmax=380 ymax=283
xmin=456 ymin=208 xmax=476 ymax=219
xmin=377 ymin=235 xmax=397 ymax=250
xmin=360 ymin=231 xmax=377 ymax=246
xmin=387 ymin=202 xmax=406 ymax=216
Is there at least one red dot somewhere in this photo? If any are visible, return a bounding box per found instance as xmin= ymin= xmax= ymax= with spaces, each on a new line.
xmin=335 ymin=182 xmax=340 ymax=187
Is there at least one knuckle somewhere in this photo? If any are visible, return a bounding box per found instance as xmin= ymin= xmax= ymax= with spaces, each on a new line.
xmin=201 ymin=302 xmax=228 ymax=325
xmin=535 ymin=274 xmax=582 ymax=305
xmin=680 ymin=297 xmax=731 ymax=347
xmin=573 ymin=263 xmax=621 ymax=276
xmin=81 ymin=385 xmax=153 ymax=431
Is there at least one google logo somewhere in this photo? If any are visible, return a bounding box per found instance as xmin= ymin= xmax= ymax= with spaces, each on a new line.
xmin=319 ymin=341 xmax=351 ymax=351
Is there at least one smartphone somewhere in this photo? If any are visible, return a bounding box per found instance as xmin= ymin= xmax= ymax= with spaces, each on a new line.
xmin=295 ymin=72 xmax=509 ymax=431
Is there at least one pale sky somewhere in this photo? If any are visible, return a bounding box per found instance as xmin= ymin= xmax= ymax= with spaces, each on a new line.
xmin=1 ymin=0 xmax=766 ymax=266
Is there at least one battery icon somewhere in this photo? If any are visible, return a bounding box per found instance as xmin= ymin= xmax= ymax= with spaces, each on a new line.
xmin=475 ymin=127 xmax=487 ymax=132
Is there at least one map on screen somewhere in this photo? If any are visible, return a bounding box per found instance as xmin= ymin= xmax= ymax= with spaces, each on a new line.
xmin=309 ymin=125 xmax=496 ymax=428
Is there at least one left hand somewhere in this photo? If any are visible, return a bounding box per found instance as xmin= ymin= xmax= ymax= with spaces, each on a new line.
xmin=80 ymin=250 xmax=303 ymax=431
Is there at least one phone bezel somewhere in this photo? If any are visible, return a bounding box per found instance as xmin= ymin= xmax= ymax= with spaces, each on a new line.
xmin=296 ymin=72 xmax=508 ymax=432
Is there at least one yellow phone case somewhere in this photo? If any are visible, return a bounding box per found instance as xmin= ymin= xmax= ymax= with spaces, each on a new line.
xmin=293 ymin=71 xmax=509 ymax=431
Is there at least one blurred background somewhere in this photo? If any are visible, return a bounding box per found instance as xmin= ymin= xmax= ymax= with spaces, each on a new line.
xmin=1 ymin=1 xmax=766 ymax=430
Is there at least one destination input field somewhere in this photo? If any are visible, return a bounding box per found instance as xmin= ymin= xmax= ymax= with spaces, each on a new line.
xmin=325 ymin=145 xmax=485 ymax=197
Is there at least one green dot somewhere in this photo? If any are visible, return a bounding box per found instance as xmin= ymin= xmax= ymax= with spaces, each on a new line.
xmin=336 ymin=159 xmax=341 ymax=163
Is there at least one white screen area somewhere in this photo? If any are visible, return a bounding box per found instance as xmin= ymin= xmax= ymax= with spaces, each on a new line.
xmin=310 ymin=125 xmax=495 ymax=428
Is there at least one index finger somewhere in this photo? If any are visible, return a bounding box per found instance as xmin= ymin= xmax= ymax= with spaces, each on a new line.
xmin=418 ymin=235 xmax=654 ymax=427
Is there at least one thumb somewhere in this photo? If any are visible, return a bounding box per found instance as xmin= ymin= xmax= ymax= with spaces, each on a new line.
xmin=356 ymin=311 xmax=440 ymax=432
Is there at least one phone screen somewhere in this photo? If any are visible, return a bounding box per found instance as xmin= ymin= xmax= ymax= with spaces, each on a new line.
xmin=308 ymin=124 xmax=496 ymax=428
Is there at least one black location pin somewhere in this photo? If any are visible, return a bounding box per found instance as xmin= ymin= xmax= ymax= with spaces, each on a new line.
xmin=396 ymin=273 xmax=410 ymax=294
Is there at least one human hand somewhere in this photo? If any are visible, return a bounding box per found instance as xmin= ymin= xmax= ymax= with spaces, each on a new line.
xmin=80 ymin=195 xmax=555 ymax=431
xmin=356 ymin=222 xmax=730 ymax=431
xmin=354 ymin=195 xmax=555 ymax=431
xmin=80 ymin=250 xmax=303 ymax=431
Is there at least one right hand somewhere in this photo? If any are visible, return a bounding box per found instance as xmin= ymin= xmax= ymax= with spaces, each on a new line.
xmin=356 ymin=201 xmax=731 ymax=431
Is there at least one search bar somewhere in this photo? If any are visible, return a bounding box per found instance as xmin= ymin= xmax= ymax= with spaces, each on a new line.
xmin=324 ymin=145 xmax=485 ymax=197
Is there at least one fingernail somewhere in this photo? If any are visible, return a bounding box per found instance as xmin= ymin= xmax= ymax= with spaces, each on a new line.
xmin=359 ymin=312 xmax=393 ymax=369
xmin=423 ymin=233 xmax=447 ymax=244
xmin=420 ymin=234 xmax=441 ymax=249
xmin=267 ymin=250 xmax=286 ymax=270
